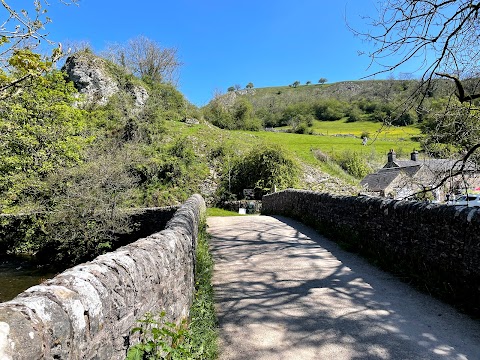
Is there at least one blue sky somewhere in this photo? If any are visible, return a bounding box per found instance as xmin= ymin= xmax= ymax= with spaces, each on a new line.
xmin=41 ymin=1 xmax=398 ymax=106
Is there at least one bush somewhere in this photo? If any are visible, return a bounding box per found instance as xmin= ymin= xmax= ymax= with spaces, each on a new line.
xmin=227 ymin=145 xmax=299 ymax=198
xmin=336 ymin=151 xmax=371 ymax=179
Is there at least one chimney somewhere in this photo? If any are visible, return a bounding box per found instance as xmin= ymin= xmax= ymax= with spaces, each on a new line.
xmin=388 ymin=149 xmax=396 ymax=163
xmin=411 ymin=150 xmax=418 ymax=161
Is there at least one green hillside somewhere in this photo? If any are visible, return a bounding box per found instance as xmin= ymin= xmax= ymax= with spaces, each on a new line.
xmin=0 ymin=52 xmax=432 ymax=264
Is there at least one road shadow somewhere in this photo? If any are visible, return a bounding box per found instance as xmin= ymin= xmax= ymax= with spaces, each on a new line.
xmin=208 ymin=215 xmax=480 ymax=360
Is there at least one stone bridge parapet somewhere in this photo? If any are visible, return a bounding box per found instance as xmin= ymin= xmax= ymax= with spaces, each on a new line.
xmin=0 ymin=194 xmax=206 ymax=360
xmin=263 ymin=189 xmax=480 ymax=316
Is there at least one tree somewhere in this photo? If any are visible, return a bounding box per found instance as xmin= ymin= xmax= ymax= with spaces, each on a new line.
xmin=354 ymin=0 xmax=480 ymax=194
xmin=246 ymin=82 xmax=254 ymax=89
xmin=103 ymin=36 xmax=181 ymax=84
xmin=292 ymin=80 xmax=300 ymax=88
xmin=306 ymin=81 xmax=311 ymax=85
xmin=227 ymin=86 xmax=235 ymax=92
xmin=0 ymin=68 xmax=89 ymax=212
xmin=234 ymin=84 xmax=241 ymax=91
xmin=0 ymin=1 xmax=78 ymax=96
xmin=318 ymin=78 xmax=327 ymax=84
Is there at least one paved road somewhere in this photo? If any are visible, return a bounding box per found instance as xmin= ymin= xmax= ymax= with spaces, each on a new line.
xmin=207 ymin=215 xmax=480 ymax=360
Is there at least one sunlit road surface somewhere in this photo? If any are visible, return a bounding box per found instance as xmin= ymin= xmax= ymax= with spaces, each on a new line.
xmin=208 ymin=215 xmax=480 ymax=360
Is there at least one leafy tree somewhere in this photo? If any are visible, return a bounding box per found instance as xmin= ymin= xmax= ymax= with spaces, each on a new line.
xmin=318 ymin=78 xmax=327 ymax=84
xmin=0 ymin=67 xmax=89 ymax=212
xmin=292 ymin=80 xmax=301 ymax=88
xmin=246 ymin=82 xmax=254 ymax=89
xmin=306 ymin=81 xmax=311 ymax=85
xmin=42 ymin=142 xmax=139 ymax=265
xmin=227 ymin=86 xmax=235 ymax=92
xmin=345 ymin=106 xmax=363 ymax=123
xmin=313 ymin=99 xmax=346 ymax=121
xmin=281 ymin=102 xmax=314 ymax=125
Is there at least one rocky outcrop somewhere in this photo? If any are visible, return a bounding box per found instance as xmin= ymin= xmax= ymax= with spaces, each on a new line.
xmin=63 ymin=52 xmax=149 ymax=107
xmin=0 ymin=194 xmax=205 ymax=360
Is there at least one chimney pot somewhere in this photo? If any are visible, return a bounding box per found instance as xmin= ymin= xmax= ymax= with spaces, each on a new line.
xmin=388 ymin=149 xmax=396 ymax=163
xmin=411 ymin=150 xmax=418 ymax=161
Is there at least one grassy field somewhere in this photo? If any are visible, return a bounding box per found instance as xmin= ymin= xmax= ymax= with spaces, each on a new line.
xmin=310 ymin=119 xmax=420 ymax=138
xmin=249 ymin=128 xmax=420 ymax=165
xmin=168 ymin=119 xmax=421 ymax=179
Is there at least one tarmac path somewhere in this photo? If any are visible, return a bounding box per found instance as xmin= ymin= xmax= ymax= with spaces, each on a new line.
xmin=207 ymin=215 xmax=480 ymax=360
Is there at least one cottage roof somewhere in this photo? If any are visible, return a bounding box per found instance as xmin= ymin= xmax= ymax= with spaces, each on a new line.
xmin=360 ymin=167 xmax=420 ymax=191
xmin=363 ymin=149 xmax=479 ymax=194
xmin=386 ymin=158 xmax=475 ymax=173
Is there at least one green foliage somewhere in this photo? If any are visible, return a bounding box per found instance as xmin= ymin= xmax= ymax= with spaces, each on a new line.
xmin=203 ymin=97 xmax=261 ymax=131
xmin=228 ymin=145 xmax=300 ymax=198
xmin=203 ymin=100 xmax=234 ymax=130
xmin=135 ymin=137 xmax=208 ymax=207
xmin=0 ymin=68 xmax=90 ymax=212
xmin=126 ymin=312 xmax=191 ymax=360
xmin=421 ymin=101 xmax=479 ymax=154
xmin=335 ymin=150 xmax=371 ymax=179
xmin=318 ymin=78 xmax=327 ymax=84
xmin=313 ymin=99 xmax=346 ymax=121
xmin=227 ymin=86 xmax=235 ymax=92
xmin=41 ymin=142 xmax=139 ymax=265
xmin=246 ymin=82 xmax=254 ymax=89
xmin=345 ymin=106 xmax=363 ymax=123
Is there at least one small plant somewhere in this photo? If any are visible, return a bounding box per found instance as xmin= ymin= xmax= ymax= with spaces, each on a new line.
xmin=126 ymin=311 xmax=191 ymax=360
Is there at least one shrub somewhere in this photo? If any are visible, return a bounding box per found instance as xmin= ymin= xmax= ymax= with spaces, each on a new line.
xmin=336 ymin=151 xmax=371 ymax=179
xmin=227 ymin=145 xmax=299 ymax=198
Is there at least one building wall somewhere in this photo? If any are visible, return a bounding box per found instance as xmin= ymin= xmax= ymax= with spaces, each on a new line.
xmin=0 ymin=194 xmax=206 ymax=360
xmin=262 ymin=190 xmax=480 ymax=316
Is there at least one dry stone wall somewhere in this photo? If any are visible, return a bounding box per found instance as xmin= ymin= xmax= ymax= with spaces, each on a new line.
xmin=263 ymin=190 xmax=480 ymax=315
xmin=0 ymin=194 xmax=205 ymax=360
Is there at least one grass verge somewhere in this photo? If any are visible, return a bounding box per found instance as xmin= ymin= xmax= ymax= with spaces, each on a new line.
xmin=187 ymin=222 xmax=218 ymax=358
xmin=207 ymin=207 xmax=242 ymax=216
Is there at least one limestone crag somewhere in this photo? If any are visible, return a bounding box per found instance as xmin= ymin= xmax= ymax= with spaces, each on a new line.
xmin=63 ymin=52 xmax=149 ymax=107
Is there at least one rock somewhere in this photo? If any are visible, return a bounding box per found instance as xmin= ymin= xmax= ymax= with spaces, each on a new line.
xmin=63 ymin=52 xmax=149 ymax=108
xmin=184 ymin=117 xmax=200 ymax=125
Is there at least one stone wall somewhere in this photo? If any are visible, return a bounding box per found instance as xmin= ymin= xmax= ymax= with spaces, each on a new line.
xmin=262 ymin=190 xmax=480 ymax=315
xmin=0 ymin=194 xmax=206 ymax=360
